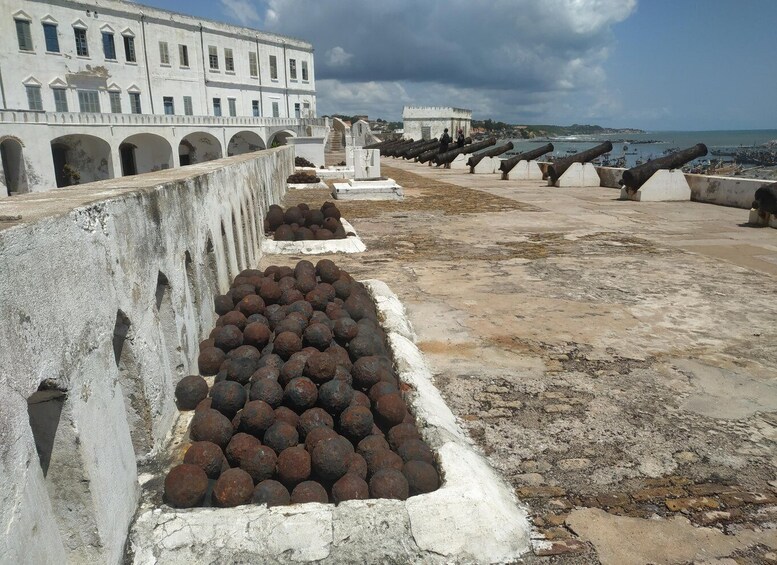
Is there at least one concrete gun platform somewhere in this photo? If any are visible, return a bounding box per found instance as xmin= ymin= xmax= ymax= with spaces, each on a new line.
xmin=281 ymin=157 xmax=777 ymax=564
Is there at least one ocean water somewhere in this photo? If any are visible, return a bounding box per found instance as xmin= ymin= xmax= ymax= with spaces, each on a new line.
xmin=504 ymin=129 xmax=777 ymax=168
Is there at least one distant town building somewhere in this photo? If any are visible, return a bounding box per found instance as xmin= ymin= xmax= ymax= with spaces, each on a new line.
xmin=402 ymin=106 xmax=472 ymax=141
xmin=0 ymin=0 xmax=324 ymax=195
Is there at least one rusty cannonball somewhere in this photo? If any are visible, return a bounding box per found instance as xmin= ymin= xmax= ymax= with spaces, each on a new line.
xmin=311 ymin=436 xmax=353 ymax=482
xmin=347 ymin=331 xmax=386 ymax=361
xmin=225 ymin=432 xmax=262 ymax=467
xmin=221 ymin=310 xmax=248 ymax=331
xmin=291 ymin=480 xmax=329 ymax=504
xmin=274 ymin=224 xmax=295 ymax=241
xmin=214 ymin=324 xmax=243 ymax=352
xmin=283 ymin=206 xmax=304 ymax=225
xmin=237 ymin=295 xmax=265 ymax=318
xmin=287 ymin=300 xmax=314 ymax=320
xmin=343 ymin=292 xmax=376 ymax=322
xmin=199 ymin=338 xmax=216 ymax=351
xmin=310 ymin=311 xmax=333 ymax=329
xmin=304 ymin=289 xmax=329 ymax=313
xmin=278 ymin=276 xmax=296 ymax=291
xmin=280 ymin=288 xmax=305 ymax=305
xmin=226 ymin=351 xmax=262 ymax=385
xmin=397 ymin=439 xmax=435 ymax=465
xmin=303 ymin=323 xmax=333 ymax=351
xmin=275 ymin=316 xmax=306 ymax=337
xmin=301 ymin=352 xmax=336 ymax=385
xmin=279 ymin=357 xmax=306 ymax=388
xmin=375 ymin=393 xmax=408 ymax=429
xmin=198 ymin=347 xmax=226 ymax=376
xmin=326 ymin=343 xmax=352 ymax=371
xmin=322 ymin=217 xmax=341 ymax=234
xmin=210 ymin=380 xmax=248 ymax=419
xmin=298 ymin=407 xmax=334 ymax=439
xmin=333 ymin=365 xmax=353 ymax=386
xmin=191 ymin=408 xmax=233 ymax=449
xmin=253 ymin=479 xmax=290 ymax=507
xmin=256 ymin=353 xmax=284 ymax=372
xmin=274 ymin=406 xmax=300 ymax=428
xmin=346 ymin=452 xmax=368 ymax=480
xmin=276 ymin=446 xmax=311 ymax=487
xmin=230 ymin=284 xmax=257 ymax=305
xmin=249 ymin=378 xmax=283 ymax=408
xmin=294 ymin=260 xmax=316 ymax=279
xmin=387 ymin=423 xmax=420 ymax=451
xmin=369 ymin=468 xmax=409 ymax=500
xmin=195 ymin=397 xmax=212 ymax=412
xmin=332 ymin=279 xmax=352 ymax=301
xmin=351 ymin=356 xmax=391 ymax=391
xmin=403 ymin=460 xmax=439 ymax=495
xmin=273 ymin=331 xmax=302 ymax=360
xmin=265 ymin=306 xmax=287 ymax=331
xmin=263 ymin=421 xmax=299 ymax=454
xmin=333 ymin=225 xmax=347 ymax=239
xmin=164 ymin=464 xmax=209 ymax=508
xmin=214 ymin=294 xmax=234 ymax=316
xmin=295 ymin=227 xmax=315 ymax=241
xmin=175 ymin=375 xmax=209 ymax=410
xmin=277 ymin=265 xmax=294 ymax=279
xmin=315 ymin=228 xmax=334 ymax=241
xmin=246 ymin=313 xmax=269 ymax=327
xmin=212 ymin=468 xmax=254 ymax=507
xmin=321 ymin=202 xmax=341 ymax=219
xmin=325 ymin=303 xmax=348 ymax=321
xmin=266 ymin=207 xmax=285 ymax=230
xmin=304 ymin=426 xmax=339 ymax=453
xmin=368 ymin=381 xmax=399 ymax=405
xmin=259 ymin=279 xmax=283 ymax=305
xmin=263 ymin=265 xmax=281 ymax=279
xmin=283 ymin=377 xmax=318 ymax=412
xmin=317 ymin=379 xmax=354 ymax=416
xmin=240 ymin=445 xmax=277 ymax=483
xmin=350 ymin=390 xmax=371 ymax=409
xmin=251 ymin=365 xmax=280 ymax=382
xmin=365 ymin=448 xmax=404 ymax=479
xmin=331 ymin=473 xmax=369 ymax=503
xmin=183 ymin=441 xmax=226 ymax=480
xmin=295 ymin=274 xmax=318 ymax=295
xmin=357 ymin=435 xmax=390 ymax=458
xmin=338 ymin=405 xmax=373 ymax=442
xmin=314 ymin=259 xmax=339 ymax=283
xmin=238 ymin=400 xmax=276 ymax=437
xmin=243 ymin=322 xmax=271 ymax=350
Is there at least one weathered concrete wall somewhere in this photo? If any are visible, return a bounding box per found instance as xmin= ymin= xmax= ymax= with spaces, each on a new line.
xmin=0 ymin=147 xmax=292 ymax=564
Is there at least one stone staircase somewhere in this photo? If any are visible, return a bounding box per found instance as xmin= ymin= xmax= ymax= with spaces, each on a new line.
xmin=327 ymin=129 xmax=343 ymax=151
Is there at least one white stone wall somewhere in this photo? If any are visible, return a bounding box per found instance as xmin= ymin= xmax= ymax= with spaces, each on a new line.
xmin=0 ymin=147 xmax=293 ymax=564
xmin=402 ymin=106 xmax=472 ymax=142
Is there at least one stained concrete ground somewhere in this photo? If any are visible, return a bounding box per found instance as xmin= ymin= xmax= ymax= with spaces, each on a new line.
xmin=272 ymin=154 xmax=777 ymax=564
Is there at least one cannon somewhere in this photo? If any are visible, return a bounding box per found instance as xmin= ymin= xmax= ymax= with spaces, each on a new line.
xmin=546 ymin=141 xmax=613 ymax=183
xmin=433 ymin=137 xmax=496 ymax=166
xmin=402 ymin=139 xmax=439 ymax=159
xmin=498 ymin=143 xmax=554 ymax=174
xmin=467 ymin=142 xmax=514 ymax=169
xmin=382 ymin=139 xmax=416 ymax=157
xmin=417 ymin=137 xmax=472 ymax=163
xmin=392 ymin=139 xmax=435 ymax=158
xmin=377 ymin=138 xmax=411 ymax=154
xmin=753 ymin=183 xmax=777 ymax=215
xmin=620 ymin=143 xmax=708 ymax=189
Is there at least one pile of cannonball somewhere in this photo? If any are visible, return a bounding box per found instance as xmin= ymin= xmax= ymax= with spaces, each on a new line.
xmin=294 ymin=156 xmax=316 ymax=168
xmin=168 ymin=260 xmax=440 ymax=508
xmin=287 ymin=171 xmax=321 ymax=184
xmin=264 ymin=203 xmax=347 ymax=242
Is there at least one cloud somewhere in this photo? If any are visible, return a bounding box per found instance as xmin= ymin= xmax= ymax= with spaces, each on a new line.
xmin=220 ymin=0 xmax=262 ymax=26
xmin=228 ymin=0 xmax=637 ymax=123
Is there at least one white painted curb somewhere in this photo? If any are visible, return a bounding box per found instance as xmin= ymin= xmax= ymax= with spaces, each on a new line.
xmin=261 ymin=218 xmax=366 ymax=254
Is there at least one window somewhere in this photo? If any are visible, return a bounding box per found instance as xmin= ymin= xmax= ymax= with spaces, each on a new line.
xmin=208 ymin=46 xmax=218 ymax=70
xmin=301 ymin=61 xmax=308 ymax=81
xmin=213 ymin=98 xmax=221 ymax=117
xmin=269 ymin=55 xmax=277 ymax=80
xmin=294 ymin=103 xmax=301 ymax=118
xmin=163 ymin=96 xmax=174 ymax=115
xmin=26 ymin=86 xmax=43 ymax=111
xmin=109 ymin=91 xmax=122 ymax=113
xmin=123 ymin=35 xmax=136 ymax=62
xmin=303 ymin=102 xmax=310 ymax=117
xmin=228 ymin=98 xmax=236 ymax=117
xmin=252 ymin=100 xmax=260 ymax=117
xmin=249 ymin=52 xmax=258 ymax=77
xmin=224 ymin=48 xmax=234 ymax=72
xmin=183 ymin=96 xmax=193 ymax=116
xmin=159 ymin=42 xmax=169 ymax=65
xmin=289 ymin=59 xmax=297 ymax=80
xmin=272 ymin=101 xmax=279 ymax=118
xmin=77 ymin=90 xmax=100 ymax=113
xmin=129 ymin=92 xmax=141 ymax=114
xmin=179 ymin=44 xmax=189 ymax=68
xmin=16 ymin=19 xmax=33 ymax=51
xmin=53 ymin=88 xmax=68 ymax=112
xmin=102 ymin=32 xmax=116 ymax=59
xmin=74 ymin=28 xmax=88 ymax=57
xmin=43 ymin=23 xmax=59 ymax=53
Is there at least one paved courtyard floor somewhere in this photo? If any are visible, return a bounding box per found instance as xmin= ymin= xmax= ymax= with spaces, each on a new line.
xmin=272 ymin=155 xmax=777 ymax=563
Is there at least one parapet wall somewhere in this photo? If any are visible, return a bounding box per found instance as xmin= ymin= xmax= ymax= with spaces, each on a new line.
xmin=0 ymin=148 xmax=292 ymax=564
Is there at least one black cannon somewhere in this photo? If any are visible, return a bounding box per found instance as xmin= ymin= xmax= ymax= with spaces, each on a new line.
xmin=393 ymin=138 xmax=435 ymax=158
xmin=753 ymin=183 xmax=777 ymax=214
xmin=364 ymin=139 xmax=391 ymax=150
xmin=382 ymin=139 xmax=417 ymax=157
xmin=467 ymin=142 xmax=514 ymax=169
xmin=433 ymin=137 xmax=496 ymax=166
xmin=417 ymin=137 xmax=473 ymax=163
xmin=620 ymin=144 xmax=708 ymax=189
xmin=498 ymin=143 xmax=554 ymax=175
xmin=547 ymin=141 xmax=613 ymax=183
xmin=402 ymin=139 xmax=440 ymax=159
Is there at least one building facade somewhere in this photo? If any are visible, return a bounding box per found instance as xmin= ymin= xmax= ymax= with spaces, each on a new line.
xmin=0 ymin=0 xmax=324 ymax=194
xmin=402 ymin=106 xmax=472 ymax=142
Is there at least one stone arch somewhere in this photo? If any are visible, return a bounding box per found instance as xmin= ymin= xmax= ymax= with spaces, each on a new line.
xmin=227 ymin=131 xmax=266 ymax=157
xmin=119 ymin=133 xmax=173 ymax=176
xmin=178 ymin=132 xmax=222 ymax=166
xmin=0 ymin=136 xmax=29 ymax=195
xmin=268 ymin=129 xmax=296 ymax=148
xmin=50 ymin=134 xmax=113 ymax=187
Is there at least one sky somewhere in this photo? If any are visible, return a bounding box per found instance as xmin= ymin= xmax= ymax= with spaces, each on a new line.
xmin=136 ymin=0 xmax=777 ymax=131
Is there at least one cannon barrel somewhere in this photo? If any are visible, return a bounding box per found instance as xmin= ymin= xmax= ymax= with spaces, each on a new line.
xmin=498 ymin=143 xmax=554 ymax=174
xmin=467 ymin=142 xmax=514 ymax=168
xmin=382 ymin=139 xmax=417 ymax=157
xmin=434 ymin=137 xmax=496 ymax=165
xmin=753 ymin=182 xmax=777 ymax=214
xmin=364 ymin=138 xmax=393 ymax=150
xmin=620 ymin=143 xmax=708 ymax=189
xmin=547 ymin=141 xmax=613 ymax=182
xmin=417 ymin=137 xmax=473 ymax=163
xmin=392 ymin=138 xmax=435 ymax=158
xmin=399 ymin=139 xmax=439 ymax=159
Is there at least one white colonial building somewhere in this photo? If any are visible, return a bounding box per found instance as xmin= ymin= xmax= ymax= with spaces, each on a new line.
xmin=0 ymin=0 xmax=326 ymax=195
xmin=402 ymin=106 xmax=472 ymax=141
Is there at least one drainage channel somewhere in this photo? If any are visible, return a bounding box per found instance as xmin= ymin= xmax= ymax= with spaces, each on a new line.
xmin=126 ymin=259 xmax=529 ymax=563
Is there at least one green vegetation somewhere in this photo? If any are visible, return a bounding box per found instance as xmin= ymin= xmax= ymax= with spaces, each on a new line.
xmin=471 ymin=120 xmax=644 ymax=138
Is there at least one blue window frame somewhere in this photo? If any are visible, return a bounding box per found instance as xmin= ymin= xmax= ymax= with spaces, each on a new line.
xmin=43 ymin=23 xmax=60 ymax=52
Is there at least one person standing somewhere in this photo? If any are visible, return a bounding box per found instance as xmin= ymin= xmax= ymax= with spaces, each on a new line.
xmin=440 ymin=128 xmax=451 ymax=153
xmin=456 ymin=128 xmax=465 ymax=148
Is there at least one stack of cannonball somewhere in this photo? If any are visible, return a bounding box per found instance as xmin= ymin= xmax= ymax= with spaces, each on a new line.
xmin=264 ymin=203 xmax=347 ymax=242
xmin=287 ymin=171 xmax=321 ymax=184
xmin=168 ymin=260 xmax=440 ymax=508
xmin=294 ymin=156 xmax=316 ymax=168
